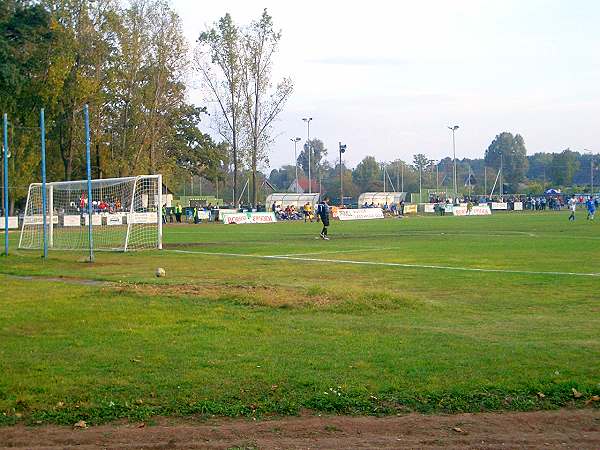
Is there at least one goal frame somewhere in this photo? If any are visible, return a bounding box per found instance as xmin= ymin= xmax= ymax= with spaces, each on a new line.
xmin=18 ymin=174 xmax=163 ymax=252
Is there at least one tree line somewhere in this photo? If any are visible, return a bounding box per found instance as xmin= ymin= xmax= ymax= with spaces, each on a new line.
xmin=1 ymin=1 xmax=290 ymax=212
xmin=267 ymin=132 xmax=598 ymax=203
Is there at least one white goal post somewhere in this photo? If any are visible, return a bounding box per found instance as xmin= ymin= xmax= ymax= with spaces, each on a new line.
xmin=19 ymin=175 xmax=162 ymax=251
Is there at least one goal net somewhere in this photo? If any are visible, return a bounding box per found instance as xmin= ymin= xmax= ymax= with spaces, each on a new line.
xmin=19 ymin=175 xmax=162 ymax=251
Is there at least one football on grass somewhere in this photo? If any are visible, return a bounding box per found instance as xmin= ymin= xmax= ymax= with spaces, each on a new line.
xmin=155 ymin=267 xmax=166 ymax=278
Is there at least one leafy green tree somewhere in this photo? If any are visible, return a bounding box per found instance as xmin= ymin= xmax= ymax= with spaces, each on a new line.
xmin=0 ymin=0 xmax=56 ymax=211
xmin=240 ymin=9 xmax=293 ymax=206
xmin=196 ymin=13 xmax=244 ymax=206
xmin=167 ymin=105 xmax=228 ymax=184
xmin=484 ymin=132 xmax=528 ymax=188
xmin=550 ymin=149 xmax=580 ymax=186
xmin=352 ymin=156 xmax=381 ymax=192
xmin=296 ymin=138 xmax=327 ymax=181
xmin=268 ymin=165 xmax=299 ymax=191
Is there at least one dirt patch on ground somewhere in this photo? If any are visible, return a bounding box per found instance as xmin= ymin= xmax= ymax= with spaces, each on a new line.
xmin=1 ymin=409 xmax=598 ymax=449
xmin=118 ymin=281 xmax=339 ymax=309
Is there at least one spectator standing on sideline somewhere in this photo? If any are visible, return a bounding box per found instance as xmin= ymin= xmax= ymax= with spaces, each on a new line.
xmin=175 ymin=203 xmax=183 ymax=223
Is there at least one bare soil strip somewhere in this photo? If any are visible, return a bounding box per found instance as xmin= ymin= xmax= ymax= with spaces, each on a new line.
xmin=1 ymin=409 xmax=598 ymax=449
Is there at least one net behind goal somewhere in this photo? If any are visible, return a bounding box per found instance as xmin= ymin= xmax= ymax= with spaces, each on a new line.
xmin=19 ymin=175 xmax=162 ymax=251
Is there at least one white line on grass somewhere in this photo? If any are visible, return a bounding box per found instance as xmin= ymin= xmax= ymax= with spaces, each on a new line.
xmin=169 ymin=249 xmax=600 ymax=278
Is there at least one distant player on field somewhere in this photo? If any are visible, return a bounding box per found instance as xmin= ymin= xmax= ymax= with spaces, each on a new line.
xmin=586 ymin=197 xmax=595 ymax=220
xmin=317 ymin=196 xmax=331 ymax=240
xmin=568 ymin=195 xmax=577 ymax=221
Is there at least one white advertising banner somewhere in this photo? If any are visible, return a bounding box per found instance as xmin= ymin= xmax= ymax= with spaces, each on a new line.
xmin=221 ymin=212 xmax=277 ymax=224
xmin=84 ymin=215 xmax=102 ymax=226
xmin=197 ymin=210 xmax=211 ymax=220
xmin=24 ymin=215 xmax=58 ymax=225
xmin=337 ymin=208 xmax=384 ymax=221
xmin=129 ymin=212 xmax=157 ymax=224
xmin=452 ymin=205 xmax=492 ymax=216
xmin=106 ymin=215 xmax=123 ymax=226
xmin=62 ymin=215 xmax=81 ymax=227
xmin=0 ymin=217 xmax=18 ymax=229
xmin=513 ymin=202 xmax=523 ymax=211
xmin=423 ymin=204 xmax=435 ymax=213
xmin=491 ymin=202 xmax=508 ymax=210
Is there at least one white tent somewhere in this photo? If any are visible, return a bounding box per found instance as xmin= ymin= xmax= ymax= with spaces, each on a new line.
xmin=358 ymin=192 xmax=407 ymax=207
xmin=265 ymin=193 xmax=320 ymax=209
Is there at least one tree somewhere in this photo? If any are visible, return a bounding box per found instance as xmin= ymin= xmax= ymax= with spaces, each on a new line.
xmin=0 ymin=0 xmax=57 ymax=212
xmin=484 ymin=132 xmax=528 ymax=188
xmin=352 ymin=156 xmax=381 ymax=192
xmin=240 ymin=9 xmax=293 ymax=206
xmin=268 ymin=165 xmax=298 ymax=191
xmin=550 ymin=149 xmax=580 ymax=186
xmin=167 ymin=104 xmax=228 ymax=184
xmin=296 ymin=138 xmax=327 ymax=181
xmin=196 ymin=13 xmax=244 ymax=206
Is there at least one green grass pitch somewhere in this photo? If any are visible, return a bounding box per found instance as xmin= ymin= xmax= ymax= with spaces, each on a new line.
xmin=0 ymin=211 xmax=599 ymax=425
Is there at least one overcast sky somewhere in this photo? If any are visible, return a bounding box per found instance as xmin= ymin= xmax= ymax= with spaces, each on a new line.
xmin=172 ymin=0 xmax=600 ymax=170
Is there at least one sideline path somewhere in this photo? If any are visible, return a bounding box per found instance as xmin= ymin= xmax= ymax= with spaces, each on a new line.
xmin=2 ymin=409 xmax=599 ymax=449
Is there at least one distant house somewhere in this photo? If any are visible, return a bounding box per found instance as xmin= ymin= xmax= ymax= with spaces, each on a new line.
xmin=289 ymin=177 xmax=318 ymax=194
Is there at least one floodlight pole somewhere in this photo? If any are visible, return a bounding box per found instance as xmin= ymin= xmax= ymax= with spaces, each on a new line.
xmin=339 ymin=142 xmax=346 ymax=206
xmin=448 ymin=125 xmax=459 ymax=199
xmin=303 ymin=117 xmax=312 ymax=193
xmin=401 ymin=162 xmax=404 ymax=192
xmin=84 ymin=104 xmax=94 ymax=262
xmin=585 ymin=149 xmax=593 ymax=195
xmin=40 ymin=109 xmax=48 ymax=259
xmin=2 ymin=113 xmax=8 ymax=256
xmin=291 ymin=137 xmax=300 ymax=193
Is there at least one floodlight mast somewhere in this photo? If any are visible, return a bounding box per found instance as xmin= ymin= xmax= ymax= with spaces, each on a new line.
xmin=302 ymin=118 xmax=312 ymax=193
xmin=339 ymin=142 xmax=347 ymax=206
xmin=290 ymin=137 xmax=301 ymax=193
xmin=448 ymin=125 xmax=459 ymax=199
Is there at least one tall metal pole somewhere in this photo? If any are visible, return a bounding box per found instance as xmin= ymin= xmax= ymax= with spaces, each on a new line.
xmin=484 ymin=166 xmax=487 ymax=197
xmin=40 ymin=109 xmax=48 ymax=259
xmin=401 ymin=162 xmax=404 ymax=192
xmin=2 ymin=114 xmax=8 ymax=256
xmin=291 ymin=137 xmax=300 ymax=193
xmin=500 ymin=153 xmax=503 ymax=198
xmin=419 ymin=165 xmax=422 ymax=203
xmin=586 ymin=150 xmax=594 ymax=195
xmin=452 ymin=128 xmax=457 ymax=197
xmin=303 ymin=118 xmax=312 ymax=193
xmin=339 ymin=143 xmax=343 ymax=206
xmin=436 ymin=163 xmax=439 ymax=194
xmin=84 ymin=105 xmax=94 ymax=262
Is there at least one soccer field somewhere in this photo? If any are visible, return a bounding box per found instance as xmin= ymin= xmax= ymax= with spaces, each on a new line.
xmin=0 ymin=212 xmax=599 ymax=425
